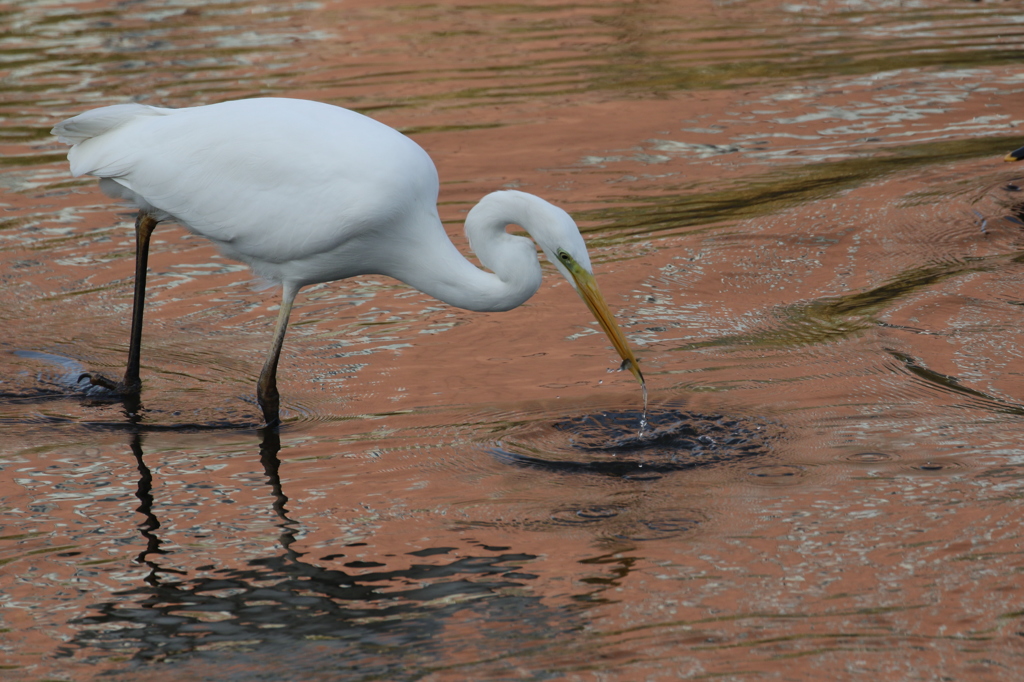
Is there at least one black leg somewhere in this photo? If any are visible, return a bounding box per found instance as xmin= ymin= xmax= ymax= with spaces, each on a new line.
xmin=257 ymin=283 xmax=299 ymax=428
xmin=80 ymin=210 xmax=158 ymax=400
xmin=121 ymin=211 xmax=159 ymax=393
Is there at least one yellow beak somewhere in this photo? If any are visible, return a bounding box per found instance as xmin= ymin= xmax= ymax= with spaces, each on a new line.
xmin=1006 ymin=145 xmax=1024 ymax=162
xmin=568 ymin=265 xmax=645 ymax=386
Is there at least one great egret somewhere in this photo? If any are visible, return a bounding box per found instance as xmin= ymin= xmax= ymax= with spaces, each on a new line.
xmin=52 ymin=97 xmax=644 ymax=426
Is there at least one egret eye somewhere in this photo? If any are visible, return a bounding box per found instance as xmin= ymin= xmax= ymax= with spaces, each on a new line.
xmin=557 ymin=250 xmax=573 ymax=264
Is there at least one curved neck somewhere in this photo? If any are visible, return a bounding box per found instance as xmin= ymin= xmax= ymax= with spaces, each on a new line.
xmin=380 ymin=202 xmax=543 ymax=313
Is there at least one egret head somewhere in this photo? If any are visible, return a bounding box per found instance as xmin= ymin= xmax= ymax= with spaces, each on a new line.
xmin=549 ymin=244 xmax=645 ymax=386
xmin=509 ymin=192 xmax=645 ymax=387
xmin=466 ymin=190 xmax=644 ymax=386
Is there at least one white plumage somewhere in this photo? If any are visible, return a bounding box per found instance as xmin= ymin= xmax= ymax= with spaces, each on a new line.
xmin=53 ymin=97 xmax=643 ymax=425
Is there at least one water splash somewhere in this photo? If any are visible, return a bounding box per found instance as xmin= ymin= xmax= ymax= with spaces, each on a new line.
xmin=638 ymin=381 xmax=649 ymax=438
xmin=488 ymin=408 xmax=779 ymax=482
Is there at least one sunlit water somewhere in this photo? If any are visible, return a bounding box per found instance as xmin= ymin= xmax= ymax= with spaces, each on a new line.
xmin=2 ymin=1 xmax=1024 ymax=680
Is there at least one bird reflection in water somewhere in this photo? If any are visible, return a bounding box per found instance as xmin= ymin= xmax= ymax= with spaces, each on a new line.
xmin=63 ymin=428 xmax=567 ymax=674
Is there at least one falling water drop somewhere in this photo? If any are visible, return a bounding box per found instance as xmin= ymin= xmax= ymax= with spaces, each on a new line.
xmin=638 ymin=380 xmax=649 ymax=437
xmin=614 ymin=357 xmax=649 ymax=437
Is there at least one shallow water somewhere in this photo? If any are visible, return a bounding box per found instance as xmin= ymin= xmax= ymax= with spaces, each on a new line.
xmin=3 ymin=0 xmax=1024 ymax=679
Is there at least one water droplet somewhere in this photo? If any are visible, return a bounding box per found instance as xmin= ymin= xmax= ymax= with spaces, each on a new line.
xmin=551 ymin=506 xmax=621 ymax=525
xmin=637 ymin=381 xmax=649 ymax=437
xmin=843 ymin=452 xmax=894 ymax=463
xmin=746 ymin=464 xmax=805 ymax=485
xmin=902 ymin=459 xmax=967 ymax=474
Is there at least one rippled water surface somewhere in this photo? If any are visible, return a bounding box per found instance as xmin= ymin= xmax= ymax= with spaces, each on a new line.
xmin=3 ymin=0 xmax=1024 ymax=679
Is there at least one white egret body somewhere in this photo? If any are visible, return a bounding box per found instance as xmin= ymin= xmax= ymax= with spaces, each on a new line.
xmin=53 ymin=98 xmax=643 ymax=425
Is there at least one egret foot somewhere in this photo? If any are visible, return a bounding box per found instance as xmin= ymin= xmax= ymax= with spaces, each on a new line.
xmin=78 ymin=372 xmax=141 ymax=396
xmin=78 ymin=372 xmax=118 ymax=391
xmin=76 ymin=371 xmax=144 ymax=419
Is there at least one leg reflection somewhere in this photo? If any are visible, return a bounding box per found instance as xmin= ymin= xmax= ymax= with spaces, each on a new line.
xmin=257 ymin=427 xmax=302 ymax=561
xmin=128 ymin=428 xmax=303 ymax=581
xmin=129 ymin=431 xmax=185 ymax=585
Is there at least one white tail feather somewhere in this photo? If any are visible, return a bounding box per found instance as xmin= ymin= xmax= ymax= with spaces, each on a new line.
xmin=51 ymin=103 xmax=172 ymax=145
